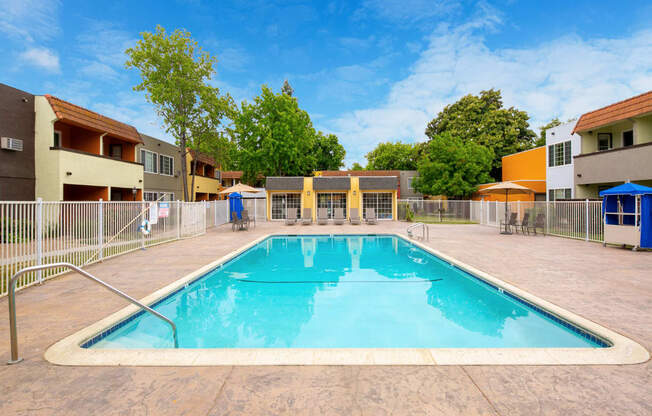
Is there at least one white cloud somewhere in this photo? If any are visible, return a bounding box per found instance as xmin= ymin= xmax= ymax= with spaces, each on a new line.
xmin=327 ymin=14 xmax=652 ymax=166
xmin=0 ymin=0 xmax=60 ymax=42
xmin=19 ymin=47 xmax=60 ymax=72
xmin=76 ymin=21 xmax=136 ymax=68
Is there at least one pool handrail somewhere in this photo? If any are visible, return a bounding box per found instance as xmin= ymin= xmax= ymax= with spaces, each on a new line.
xmin=7 ymin=262 xmax=178 ymax=364
xmin=407 ymin=222 xmax=429 ymax=241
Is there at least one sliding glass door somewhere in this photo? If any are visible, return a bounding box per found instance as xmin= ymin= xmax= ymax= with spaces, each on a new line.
xmin=362 ymin=192 xmax=393 ymax=219
xmin=271 ymin=193 xmax=301 ymax=220
xmin=316 ymin=193 xmax=347 ymax=219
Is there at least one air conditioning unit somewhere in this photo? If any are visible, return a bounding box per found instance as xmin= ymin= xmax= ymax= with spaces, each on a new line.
xmin=1 ymin=137 xmax=23 ymax=151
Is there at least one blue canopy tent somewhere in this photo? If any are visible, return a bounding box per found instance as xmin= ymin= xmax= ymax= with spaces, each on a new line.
xmin=599 ymin=183 xmax=652 ymax=250
xmin=228 ymin=192 xmax=244 ymax=221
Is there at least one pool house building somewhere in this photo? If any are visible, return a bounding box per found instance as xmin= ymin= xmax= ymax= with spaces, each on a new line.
xmin=265 ymin=176 xmax=398 ymax=221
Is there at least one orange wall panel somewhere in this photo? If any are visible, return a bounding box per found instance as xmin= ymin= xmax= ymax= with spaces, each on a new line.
xmin=501 ymin=147 xmax=546 ymax=182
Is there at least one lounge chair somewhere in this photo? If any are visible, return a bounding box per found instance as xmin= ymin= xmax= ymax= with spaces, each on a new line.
xmin=241 ymin=209 xmax=251 ymax=230
xmin=365 ymin=208 xmax=378 ymax=225
xmin=231 ymin=212 xmax=244 ymax=232
xmin=349 ymin=208 xmax=361 ymax=225
xmin=317 ymin=208 xmax=329 ymax=225
xmin=515 ymin=212 xmax=530 ymax=234
xmin=500 ymin=212 xmax=517 ymax=234
xmin=285 ymin=208 xmax=297 ymax=225
xmin=333 ymin=208 xmax=345 ymax=225
xmin=301 ymin=208 xmax=313 ymax=225
xmin=525 ymin=213 xmax=545 ymax=236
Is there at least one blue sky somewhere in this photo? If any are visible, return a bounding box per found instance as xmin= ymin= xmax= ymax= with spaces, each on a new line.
xmin=1 ymin=0 xmax=651 ymax=166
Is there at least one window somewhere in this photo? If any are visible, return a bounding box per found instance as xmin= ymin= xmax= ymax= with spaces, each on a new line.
xmin=548 ymin=141 xmax=572 ymax=167
xmin=407 ymin=177 xmax=415 ymax=190
xmin=159 ymin=154 xmax=174 ymax=176
xmin=317 ymin=193 xmax=347 ymax=219
xmin=53 ymin=130 xmax=61 ymax=147
xmin=548 ymin=188 xmax=572 ymax=201
xmin=144 ymin=192 xmax=158 ymax=201
xmin=623 ymin=130 xmax=633 ymax=147
xmin=271 ymin=193 xmax=301 ymax=220
xmin=109 ymin=144 xmax=122 ymax=159
xmin=140 ymin=149 xmax=157 ymax=173
xmin=362 ymin=192 xmax=393 ymax=219
xmin=598 ymin=133 xmax=612 ymax=151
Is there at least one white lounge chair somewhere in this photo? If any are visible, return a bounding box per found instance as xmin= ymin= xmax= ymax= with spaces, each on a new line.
xmin=365 ymin=208 xmax=378 ymax=225
xmin=301 ymin=208 xmax=313 ymax=225
xmin=317 ymin=208 xmax=328 ymax=225
xmin=286 ymin=208 xmax=297 ymax=225
xmin=333 ymin=208 xmax=345 ymax=225
xmin=349 ymin=208 xmax=361 ymax=225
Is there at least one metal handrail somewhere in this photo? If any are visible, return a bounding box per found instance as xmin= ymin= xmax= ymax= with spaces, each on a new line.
xmin=407 ymin=222 xmax=429 ymax=241
xmin=7 ymin=262 xmax=178 ymax=364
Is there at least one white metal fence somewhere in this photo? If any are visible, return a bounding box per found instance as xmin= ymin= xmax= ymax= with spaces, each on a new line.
xmin=0 ymin=200 xmax=215 ymax=297
xmin=398 ymin=199 xmax=604 ymax=242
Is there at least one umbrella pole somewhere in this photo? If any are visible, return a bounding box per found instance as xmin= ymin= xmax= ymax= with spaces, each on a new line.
xmin=500 ymin=189 xmax=512 ymax=235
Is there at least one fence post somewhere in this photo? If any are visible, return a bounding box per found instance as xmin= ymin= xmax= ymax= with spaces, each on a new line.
xmin=517 ymin=200 xmax=520 ymax=220
xmin=176 ymin=201 xmax=181 ymax=240
xmin=546 ymin=202 xmax=550 ymax=234
xmin=36 ymin=198 xmax=43 ymax=284
xmin=254 ymin=198 xmax=257 ymax=222
xmin=98 ymin=199 xmax=103 ymax=261
xmin=585 ymin=198 xmax=589 ymax=242
xmin=214 ymin=200 xmax=217 ymax=227
xmin=141 ymin=201 xmax=146 ymax=250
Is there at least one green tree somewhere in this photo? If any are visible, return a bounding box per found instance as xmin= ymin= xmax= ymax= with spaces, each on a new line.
xmin=281 ymin=79 xmax=294 ymax=96
xmin=535 ymin=118 xmax=562 ymax=146
xmin=314 ymin=131 xmax=345 ymax=170
xmin=230 ymin=85 xmax=317 ymax=183
xmin=350 ymin=162 xmax=365 ymax=171
xmin=412 ymin=133 xmax=493 ymax=198
xmin=125 ymin=25 xmax=231 ymax=201
xmin=425 ymin=89 xmax=536 ymax=180
xmin=365 ymin=141 xmax=419 ymax=170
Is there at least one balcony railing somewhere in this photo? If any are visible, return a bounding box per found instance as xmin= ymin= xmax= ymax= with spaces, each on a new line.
xmin=574 ymin=142 xmax=652 ymax=185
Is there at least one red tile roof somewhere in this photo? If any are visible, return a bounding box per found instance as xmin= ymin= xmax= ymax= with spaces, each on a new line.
xmin=221 ymin=171 xmax=243 ymax=179
xmin=187 ymin=149 xmax=217 ymax=166
xmin=573 ymin=90 xmax=652 ymax=133
xmin=45 ymin=95 xmax=142 ymax=143
xmin=318 ymin=170 xmax=400 ymax=177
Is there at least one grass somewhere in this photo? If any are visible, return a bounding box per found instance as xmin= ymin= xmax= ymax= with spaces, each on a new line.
xmin=410 ymin=216 xmax=477 ymax=225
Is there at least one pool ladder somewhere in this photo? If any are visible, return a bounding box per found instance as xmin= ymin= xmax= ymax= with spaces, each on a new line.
xmin=6 ymin=262 xmax=178 ymax=365
xmin=407 ymin=222 xmax=429 ymax=241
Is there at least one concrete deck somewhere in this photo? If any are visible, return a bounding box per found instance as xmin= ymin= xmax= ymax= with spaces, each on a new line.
xmin=1 ymin=222 xmax=650 ymax=415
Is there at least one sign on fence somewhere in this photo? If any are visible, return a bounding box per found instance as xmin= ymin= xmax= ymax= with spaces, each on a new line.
xmin=159 ymin=202 xmax=169 ymax=218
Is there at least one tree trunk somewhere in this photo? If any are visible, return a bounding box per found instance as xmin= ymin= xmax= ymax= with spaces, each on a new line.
xmin=180 ymin=131 xmax=189 ymax=202
xmin=190 ymin=160 xmax=197 ymax=202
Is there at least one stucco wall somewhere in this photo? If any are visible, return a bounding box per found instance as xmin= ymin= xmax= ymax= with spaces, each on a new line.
xmin=34 ymin=96 xmax=61 ymax=200
xmin=138 ymin=134 xmax=183 ymax=198
xmin=502 ymin=146 xmax=546 ymax=182
xmin=546 ymin=120 xmax=580 ymax=199
xmin=0 ymin=83 xmax=35 ymax=200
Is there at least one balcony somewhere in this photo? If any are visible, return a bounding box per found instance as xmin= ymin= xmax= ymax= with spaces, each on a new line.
xmin=574 ymin=142 xmax=652 ymax=185
xmin=51 ymin=147 xmax=144 ymax=190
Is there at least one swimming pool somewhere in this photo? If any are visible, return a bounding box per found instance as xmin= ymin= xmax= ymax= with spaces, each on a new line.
xmin=85 ymin=234 xmax=607 ymax=350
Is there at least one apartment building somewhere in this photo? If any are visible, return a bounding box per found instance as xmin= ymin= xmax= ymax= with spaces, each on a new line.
xmin=34 ymin=95 xmax=144 ymax=201
xmin=473 ymin=146 xmax=547 ymax=201
xmin=573 ymin=90 xmax=652 ymax=198
xmin=186 ymin=149 xmax=221 ymax=201
xmin=0 ymin=83 xmax=35 ymax=200
xmin=138 ymin=134 xmax=183 ymax=201
xmin=546 ymin=120 xmax=581 ymax=201
xmin=266 ymin=176 xmax=397 ymax=221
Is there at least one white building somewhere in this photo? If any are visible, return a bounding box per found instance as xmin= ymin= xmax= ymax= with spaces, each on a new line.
xmin=546 ymin=120 xmax=581 ymax=201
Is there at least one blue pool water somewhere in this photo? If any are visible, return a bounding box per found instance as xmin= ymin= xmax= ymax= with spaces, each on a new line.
xmin=88 ymin=235 xmax=606 ymax=349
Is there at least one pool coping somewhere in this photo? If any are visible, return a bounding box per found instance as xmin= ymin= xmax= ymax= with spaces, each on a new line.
xmin=44 ymin=233 xmax=650 ymax=366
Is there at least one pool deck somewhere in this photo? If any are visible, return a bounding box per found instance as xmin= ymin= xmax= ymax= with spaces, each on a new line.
xmin=1 ymin=222 xmax=650 ymax=415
